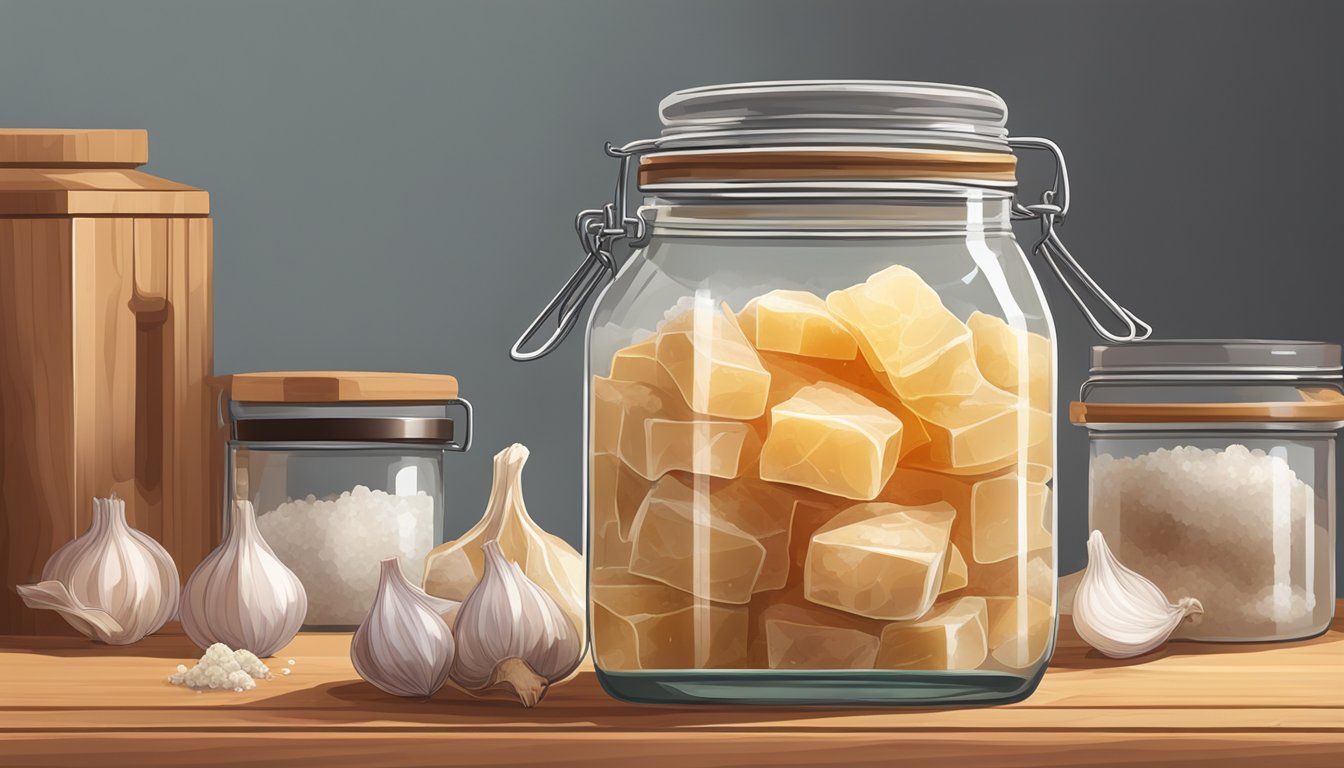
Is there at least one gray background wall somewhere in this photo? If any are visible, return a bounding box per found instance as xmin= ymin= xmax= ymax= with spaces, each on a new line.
xmin=2 ymin=0 xmax=1341 ymax=587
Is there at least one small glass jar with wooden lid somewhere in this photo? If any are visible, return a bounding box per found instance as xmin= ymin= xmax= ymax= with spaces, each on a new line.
xmin=1071 ymin=341 xmax=1342 ymax=641
xmin=218 ymin=371 xmax=472 ymax=629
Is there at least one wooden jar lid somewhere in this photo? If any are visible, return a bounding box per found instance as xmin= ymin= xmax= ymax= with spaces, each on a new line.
xmin=1070 ymin=395 xmax=1344 ymax=425
xmin=638 ymin=147 xmax=1017 ymax=187
xmin=0 ymin=129 xmax=149 ymax=167
xmin=221 ymin=371 xmax=460 ymax=403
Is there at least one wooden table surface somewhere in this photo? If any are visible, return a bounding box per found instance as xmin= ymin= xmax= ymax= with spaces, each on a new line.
xmin=1 ymin=604 xmax=1341 ymax=767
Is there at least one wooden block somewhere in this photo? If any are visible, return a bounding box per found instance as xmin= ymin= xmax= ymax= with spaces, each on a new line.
xmin=0 ymin=219 xmax=78 ymax=635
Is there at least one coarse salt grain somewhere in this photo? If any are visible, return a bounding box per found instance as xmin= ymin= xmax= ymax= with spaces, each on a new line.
xmin=1091 ymin=444 xmax=1322 ymax=636
xmin=168 ymin=643 xmax=271 ymax=692
xmin=257 ymin=486 xmax=434 ymax=625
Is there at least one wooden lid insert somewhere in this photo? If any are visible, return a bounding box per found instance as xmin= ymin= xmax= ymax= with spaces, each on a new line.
xmin=222 ymin=371 xmax=460 ymax=403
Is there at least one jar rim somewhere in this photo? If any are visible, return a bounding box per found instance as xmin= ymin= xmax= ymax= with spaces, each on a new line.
xmin=642 ymin=81 xmax=1018 ymax=195
xmin=1089 ymin=339 xmax=1343 ymax=376
xmin=656 ymin=80 xmax=1009 ymax=153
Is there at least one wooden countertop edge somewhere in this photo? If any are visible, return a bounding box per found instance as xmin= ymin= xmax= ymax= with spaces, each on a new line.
xmin=0 ymin=731 xmax=1340 ymax=768
xmin=1 ymin=706 xmax=1341 ymax=732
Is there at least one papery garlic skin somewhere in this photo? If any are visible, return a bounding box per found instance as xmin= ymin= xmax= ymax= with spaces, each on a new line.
xmin=180 ymin=500 xmax=307 ymax=658
xmin=17 ymin=496 xmax=179 ymax=645
xmin=1072 ymin=531 xmax=1204 ymax=659
xmin=351 ymin=559 xmax=456 ymax=698
xmin=450 ymin=541 xmax=582 ymax=707
xmin=423 ymin=444 xmax=584 ymax=637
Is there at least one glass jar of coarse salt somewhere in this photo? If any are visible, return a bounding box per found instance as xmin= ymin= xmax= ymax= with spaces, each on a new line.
xmin=1071 ymin=340 xmax=1342 ymax=642
xmin=218 ymin=372 xmax=472 ymax=629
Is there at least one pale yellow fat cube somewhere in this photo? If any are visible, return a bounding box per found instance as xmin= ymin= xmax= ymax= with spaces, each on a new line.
xmin=762 ymin=603 xmax=880 ymax=670
xmin=968 ymin=474 xmax=1052 ymax=565
xmin=593 ymin=518 xmax=634 ymax=570
xmin=590 ymin=376 xmax=682 ymax=459
xmin=627 ymin=475 xmax=793 ymax=604
xmin=755 ymin=352 xmax=931 ymax=462
xmin=940 ymin=544 xmax=969 ymax=595
xmin=641 ymin=418 xmax=761 ymax=480
xmin=591 ymin=452 xmax=652 ymax=544
xmin=739 ymin=289 xmax=859 ymax=360
xmin=984 ymin=595 xmax=1054 ymax=668
xmin=804 ymin=502 xmax=955 ymax=621
xmin=965 ymin=553 xmax=1055 ymax=601
xmin=968 ymin=311 xmax=1053 ymax=412
xmin=592 ymin=568 xmax=748 ymax=670
xmin=609 ymin=337 xmax=666 ymax=385
xmin=904 ymin=382 xmax=1050 ymax=471
xmin=760 ymin=382 xmax=903 ymax=501
xmin=883 ymin=339 xmax=986 ymax=402
xmin=655 ymin=303 xmax=772 ymax=419
xmin=826 ymin=264 xmax=972 ymax=379
xmin=876 ymin=596 xmax=989 ymax=670
xmin=591 ymin=375 xmax=757 ymax=481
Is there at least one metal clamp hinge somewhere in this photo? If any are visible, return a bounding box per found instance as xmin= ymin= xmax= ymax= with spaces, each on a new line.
xmin=1009 ymin=137 xmax=1152 ymax=343
xmin=511 ymin=140 xmax=656 ymax=362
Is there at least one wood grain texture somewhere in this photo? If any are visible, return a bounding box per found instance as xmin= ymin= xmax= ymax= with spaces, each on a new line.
xmin=639 ymin=148 xmax=1018 ymax=186
xmin=0 ymin=169 xmax=208 ymax=216
xmin=0 ymin=129 xmax=148 ymax=166
xmin=0 ymin=142 xmax=217 ymax=630
xmin=159 ymin=217 xmax=221 ymax=580
xmin=220 ymin=371 xmax=461 ymax=403
xmin=131 ymin=218 xmax=168 ymax=314
xmin=0 ymin=220 xmax=77 ymax=635
xmin=0 ymin=606 xmax=1338 ymax=767
xmin=72 ymin=218 xmax=139 ymax=534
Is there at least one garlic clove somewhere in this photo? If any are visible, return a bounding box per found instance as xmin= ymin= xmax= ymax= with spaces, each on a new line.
xmin=423 ymin=444 xmax=584 ymax=637
xmin=18 ymin=495 xmax=180 ymax=645
xmin=16 ymin=580 xmax=123 ymax=642
xmin=450 ymin=541 xmax=582 ymax=707
xmin=351 ymin=558 xmax=456 ymax=698
xmin=180 ymin=500 xmax=308 ymax=658
xmin=1072 ymin=531 xmax=1204 ymax=659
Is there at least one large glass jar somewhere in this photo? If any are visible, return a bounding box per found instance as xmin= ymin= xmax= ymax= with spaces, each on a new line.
xmin=512 ymin=82 xmax=1140 ymax=705
xmin=1071 ymin=341 xmax=1341 ymax=641
xmin=220 ymin=371 xmax=472 ymax=629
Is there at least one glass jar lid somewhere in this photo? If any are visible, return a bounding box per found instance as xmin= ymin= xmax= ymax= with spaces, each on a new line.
xmin=221 ymin=371 xmax=472 ymax=448
xmin=509 ymin=80 xmax=1155 ymax=362
xmin=1072 ymin=340 xmax=1344 ymax=428
xmin=656 ymin=80 xmax=1010 ymax=152
xmin=1089 ymin=339 xmax=1343 ymax=376
xmin=640 ymin=80 xmax=1018 ymax=193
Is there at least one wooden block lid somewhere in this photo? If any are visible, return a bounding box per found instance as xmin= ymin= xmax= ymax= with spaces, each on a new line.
xmin=220 ymin=371 xmax=460 ymax=403
xmin=0 ymin=129 xmax=209 ymax=216
xmin=0 ymin=129 xmax=149 ymax=167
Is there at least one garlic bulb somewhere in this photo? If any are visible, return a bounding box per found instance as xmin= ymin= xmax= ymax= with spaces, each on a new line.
xmin=450 ymin=541 xmax=582 ymax=707
xmin=1072 ymin=531 xmax=1204 ymax=658
xmin=423 ymin=443 xmax=583 ymax=636
xmin=17 ymin=495 xmax=179 ymax=645
xmin=351 ymin=558 xmax=456 ymax=698
xmin=180 ymin=500 xmax=307 ymax=657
